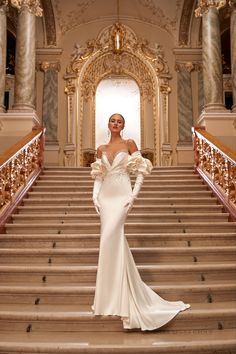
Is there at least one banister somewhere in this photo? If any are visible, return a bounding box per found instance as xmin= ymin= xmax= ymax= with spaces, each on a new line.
xmin=0 ymin=126 xmax=45 ymax=231
xmin=194 ymin=127 xmax=236 ymax=164
xmin=0 ymin=128 xmax=44 ymax=167
xmin=192 ymin=127 xmax=236 ymax=220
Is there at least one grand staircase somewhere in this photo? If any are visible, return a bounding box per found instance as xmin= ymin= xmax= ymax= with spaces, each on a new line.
xmin=0 ymin=166 xmax=236 ymax=354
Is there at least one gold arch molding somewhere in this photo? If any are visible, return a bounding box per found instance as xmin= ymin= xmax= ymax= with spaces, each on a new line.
xmin=64 ymin=23 xmax=172 ymax=167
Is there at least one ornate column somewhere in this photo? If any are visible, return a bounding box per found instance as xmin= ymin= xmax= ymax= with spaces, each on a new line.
xmin=64 ymin=77 xmax=77 ymax=166
xmin=195 ymin=0 xmax=227 ymax=111
xmin=40 ymin=61 xmax=60 ymax=142
xmin=230 ymin=0 xmax=236 ymax=112
xmin=11 ymin=0 xmax=42 ymax=110
xmin=159 ymin=75 xmax=172 ymax=166
xmin=175 ymin=62 xmax=194 ymax=142
xmin=0 ymin=0 xmax=8 ymax=112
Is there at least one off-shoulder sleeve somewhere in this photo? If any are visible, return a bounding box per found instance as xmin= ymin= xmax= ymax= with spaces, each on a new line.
xmin=127 ymin=151 xmax=153 ymax=176
xmin=90 ymin=159 xmax=106 ymax=179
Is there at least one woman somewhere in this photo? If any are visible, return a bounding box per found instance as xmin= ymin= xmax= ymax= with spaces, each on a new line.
xmin=91 ymin=113 xmax=190 ymax=331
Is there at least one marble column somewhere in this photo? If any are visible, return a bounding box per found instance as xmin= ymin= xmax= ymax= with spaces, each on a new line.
xmin=195 ymin=0 xmax=227 ymax=112
xmin=40 ymin=61 xmax=60 ymax=142
xmin=0 ymin=1 xmax=8 ymax=112
xmin=11 ymin=0 xmax=42 ymax=110
xmin=230 ymin=0 xmax=236 ymax=112
xmin=176 ymin=62 xmax=194 ymax=142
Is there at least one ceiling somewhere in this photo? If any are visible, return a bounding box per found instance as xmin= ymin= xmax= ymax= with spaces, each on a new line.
xmin=51 ymin=0 xmax=184 ymax=37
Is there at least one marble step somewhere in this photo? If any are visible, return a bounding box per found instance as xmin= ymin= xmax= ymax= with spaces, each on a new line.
xmin=0 ymin=302 xmax=235 ymax=332
xmin=5 ymin=221 xmax=236 ymax=234
xmin=21 ymin=196 xmax=219 ymax=206
xmin=26 ymin=190 xmax=213 ymax=199
xmin=0 ymin=282 xmax=235 ymax=304
xmin=0 ymin=263 xmax=235 ymax=284
xmin=36 ymin=178 xmax=204 ymax=186
xmin=0 ymin=246 xmax=235 ymax=265
xmin=0 ymin=329 xmax=235 ymax=354
xmin=16 ymin=204 xmax=224 ymax=215
xmin=1 ymin=232 xmax=235 ymax=248
xmin=32 ymin=184 xmax=209 ymax=192
xmin=39 ymin=174 xmax=202 ymax=181
xmin=11 ymin=213 xmax=229 ymax=224
xmin=44 ymin=166 xmax=194 ymax=171
xmin=41 ymin=169 xmax=197 ymax=176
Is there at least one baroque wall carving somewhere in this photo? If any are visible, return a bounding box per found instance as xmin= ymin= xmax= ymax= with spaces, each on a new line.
xmin=64 ymin=23 xmax=172 ymax=166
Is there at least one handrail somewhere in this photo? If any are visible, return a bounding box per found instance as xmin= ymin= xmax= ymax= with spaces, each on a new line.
xmin=0 ymin=127 xmax=45 ymax=229
xmin=192 ymin=127 xmax=236 ymax=220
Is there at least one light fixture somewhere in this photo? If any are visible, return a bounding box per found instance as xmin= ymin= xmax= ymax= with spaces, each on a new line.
xmin=111 ymin=0 xmax=125 ymax=54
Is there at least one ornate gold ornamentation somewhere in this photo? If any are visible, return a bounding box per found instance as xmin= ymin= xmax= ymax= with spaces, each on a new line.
xmin=229 ymin=0 xmax=236 ymax=10
xmin=194 ymin=129 xmax=236 ymax=205
xmin=81 ymin=51 xmax=155 ymax=102
xmin=175 ymin=62 xmax=200 ymax=72
xmin=66 ymin=23 xmax=169 ymax=78
xmin=64 ymin=23 xmax=171 ymax=166
xmin=64 ymin=79 xmax=76 ymax=96
xmin=195 ymin=0 xmax=227 ymax=17
xmin=39 ymin=61 xmax=61 ymax=73
xmin=0 ymin=0 xmax=8 ymax=10
xmin=0 ymin=132 xmax=43 ymax=210
xmin=10 ymin=0 xmax=42 ymax=16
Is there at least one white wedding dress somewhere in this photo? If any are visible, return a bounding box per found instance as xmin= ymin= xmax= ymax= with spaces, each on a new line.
xmin=91 ymin=150 xmax=190 ymax=331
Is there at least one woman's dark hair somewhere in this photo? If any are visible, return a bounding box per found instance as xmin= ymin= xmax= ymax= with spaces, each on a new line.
xmin=109 ymin=113 xmax=125 ymax=124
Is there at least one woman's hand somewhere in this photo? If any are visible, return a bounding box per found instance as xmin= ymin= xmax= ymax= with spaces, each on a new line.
xmin=124 ymin=197 xmax=134 ymax=214
xmin=93 ymin=198 xmax=100 ymax=215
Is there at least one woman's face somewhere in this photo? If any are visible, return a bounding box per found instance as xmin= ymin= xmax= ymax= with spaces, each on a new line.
xmin=108 ymin=114 xmax=125 ymax=134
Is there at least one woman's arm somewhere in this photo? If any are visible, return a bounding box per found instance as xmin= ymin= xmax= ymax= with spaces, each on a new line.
xmin=127 ymin=139 xmax=138 ymax=154
xmin=96 ymin=145 xmax=104 ymax=159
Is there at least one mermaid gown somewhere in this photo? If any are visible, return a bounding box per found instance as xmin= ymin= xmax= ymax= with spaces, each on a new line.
xmin=91 ymin=150 xmax=190 ymax=331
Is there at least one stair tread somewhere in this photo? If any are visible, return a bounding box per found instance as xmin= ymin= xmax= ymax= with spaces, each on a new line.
xmin=0 ymin=329 xmax=235 ymax=352
xmin=12 ymin=212 xmax=229 ymax=217
xmin=0 ymin=301 xmax=235 ymax=316
xmin=0 ymin=282 xmax=235 ymax=292
xmin=0 ymin=262 xmax=235 ymax=271
xmin=0 ymin=246 xmax=235 ymax=254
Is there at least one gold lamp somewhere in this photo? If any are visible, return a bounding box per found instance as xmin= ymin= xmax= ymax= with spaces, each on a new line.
xmin=111 ymin=0 xmax=125 ymax=54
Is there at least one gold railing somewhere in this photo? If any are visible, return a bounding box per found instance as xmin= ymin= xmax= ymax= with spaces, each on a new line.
xmin=193 ymin=127 xmax=236 ymax=217
xmin=0 ymin=127 xmax=45 ymax=226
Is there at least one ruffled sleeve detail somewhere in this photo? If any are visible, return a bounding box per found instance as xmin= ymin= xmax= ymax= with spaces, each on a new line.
xmin=90 ymin=159 xmax=106 ymax=179
xmin=127 ymin=151 xmax=153 ymax=176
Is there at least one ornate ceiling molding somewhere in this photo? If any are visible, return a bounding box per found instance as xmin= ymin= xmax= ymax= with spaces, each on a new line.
xmin=66 ymin=23 xmax=169 ymax=81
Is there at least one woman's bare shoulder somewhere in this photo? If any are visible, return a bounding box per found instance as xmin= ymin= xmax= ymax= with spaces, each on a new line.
xmin=96 ymin=144 xmax=106 ymax=158
xmin=125 ymin=139 xmax=138 ymax=154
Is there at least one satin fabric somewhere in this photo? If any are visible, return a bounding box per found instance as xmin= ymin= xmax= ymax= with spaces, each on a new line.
xmin=91 ymin=151 xmax=190 ymax=331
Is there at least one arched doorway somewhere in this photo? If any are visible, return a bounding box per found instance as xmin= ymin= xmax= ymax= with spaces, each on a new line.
xmin=95 ymin=77 xmax=141 ymax=148
xmin=64 ymin=23 xmax=172 ymax=167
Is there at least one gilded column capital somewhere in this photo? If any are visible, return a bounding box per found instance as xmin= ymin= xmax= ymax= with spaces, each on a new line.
xmin=10 ymin=0 xmax=42 ymax=16
xmin=64 ymin=79 xmax=76 ymax=96
xmin=229 ymin=0 xmax=236 ymax=10
xmin=160 ymin=84 xmax=171 ymax=95
xmin=195 ymin=0 xmax=227 ymax=17
xmin=0 ymin=0 xmax=8 ymax=12
xmin=175 ymin=62 xmax=198 ymax=73
xmin=39 ymin=61 xmax=61 ymax=73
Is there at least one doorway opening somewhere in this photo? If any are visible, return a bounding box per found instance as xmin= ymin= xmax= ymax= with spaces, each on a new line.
xmin=95 ymin=77 xmax=141 ymax=148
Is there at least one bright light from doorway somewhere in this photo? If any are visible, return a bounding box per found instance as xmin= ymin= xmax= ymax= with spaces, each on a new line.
xmin=95 ymin=77 xmax=140 ymax=148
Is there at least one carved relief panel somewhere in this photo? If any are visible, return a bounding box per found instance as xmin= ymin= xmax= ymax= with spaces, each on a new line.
xmin=64 ymin=23 xmax=171 ymax=166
